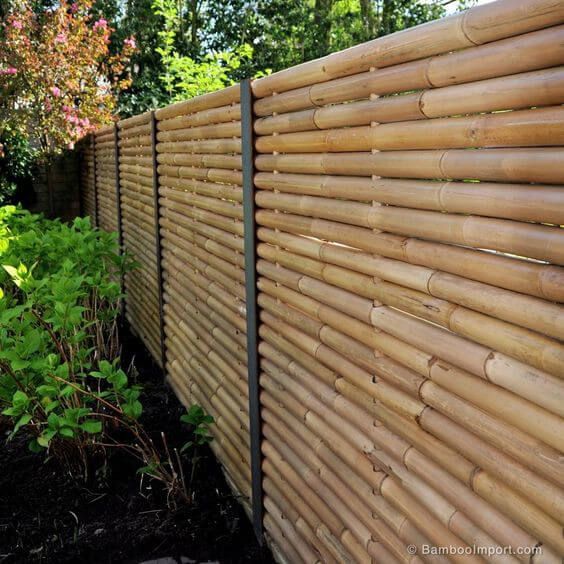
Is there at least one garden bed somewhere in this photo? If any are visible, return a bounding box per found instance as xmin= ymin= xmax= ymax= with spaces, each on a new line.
xmin=0 ymin=325 xmax=272 ymax=564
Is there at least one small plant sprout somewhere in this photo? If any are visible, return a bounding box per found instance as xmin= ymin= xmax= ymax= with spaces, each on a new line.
xmin=180 ymin=405 xmax=214 ymax=498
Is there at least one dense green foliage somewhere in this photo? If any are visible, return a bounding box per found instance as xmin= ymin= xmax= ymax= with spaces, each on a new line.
xmin=0 ymin=128 xmax=38 ymax=205
xmin=0 ymin=208 xmax=135 ymax=464
xmin=97 ymin=0 xmax=476 ymax=116
xmin=0 ymin=207 xmax=215 ymax=501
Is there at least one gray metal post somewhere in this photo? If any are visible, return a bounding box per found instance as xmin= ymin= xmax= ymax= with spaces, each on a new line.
xmin=150 ymin=111 xmax=167 ymax=373
xmin=240 ymin=78 xmax=264 ymax=543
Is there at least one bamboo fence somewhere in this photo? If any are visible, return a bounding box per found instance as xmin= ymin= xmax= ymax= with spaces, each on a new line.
xmin=155 ymin=85 xmax=253 ymax=509
xmin=117 ymin=113 xmax=162 ymax=364
xmin=78 ymin=136 xmax=96 ymax=222
xmin=77 ymin=0 xmax=564 ymax=561
xmin=93 ymin=126 xmax=119 ymax=233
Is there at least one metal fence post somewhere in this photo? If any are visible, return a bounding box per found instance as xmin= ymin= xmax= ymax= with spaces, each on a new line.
xmin=91 ymin=134 xmax=98 ymax=228
xmin=114 ymin=124 xmax=124 ymax=252
xmin=114 ymin=123 xmax=126 ymax=319
xmin=150 ymin=111 xmax=167 ymax=373
xmin=241 ymin=78 xmax=264 ymax=543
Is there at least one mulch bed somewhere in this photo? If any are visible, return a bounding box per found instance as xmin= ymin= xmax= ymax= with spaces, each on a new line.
xmin=0 ymin=326 xmax=273 ymax=564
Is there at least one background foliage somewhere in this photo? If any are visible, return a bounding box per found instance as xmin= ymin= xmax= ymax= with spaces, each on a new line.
xmin=98 ymin=0 xmax=477 ymax=116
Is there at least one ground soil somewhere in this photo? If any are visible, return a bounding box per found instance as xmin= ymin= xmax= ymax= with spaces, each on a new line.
xmin=0 ymin=326 xmax=273 ymax=564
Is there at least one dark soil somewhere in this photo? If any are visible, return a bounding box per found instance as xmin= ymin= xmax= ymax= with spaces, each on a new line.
xmin=0 ymin=326 xmax=273 ymax=564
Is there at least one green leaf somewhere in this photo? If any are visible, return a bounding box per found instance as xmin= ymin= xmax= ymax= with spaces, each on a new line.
xmin=123 ymin=400 xmax=142 ymax=420
xmin=12 ymin=413 xmax=32 ymax=435
xmin=28 ymin=439 xmax=43 ymax=453
xmin=59 ymin=427 xmax=75 ymax=438
xmin=80 ymin=420 xmax=102 ymax=434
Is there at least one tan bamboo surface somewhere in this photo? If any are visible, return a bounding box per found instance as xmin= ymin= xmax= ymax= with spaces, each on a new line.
xmin=78 ymin=137 xmax=96 ymax=223
xmin=155 ymin=84 xmax=253 ymax=511
xmin=93 ymin=127 xmax=119 ymax=233
xmin=252 ymin=1 xmax=564 ymax=562
xmin=75 ymin=1 xmax=564 ymax=562
xmin=116 ymin=113 xmax=163 ymax=365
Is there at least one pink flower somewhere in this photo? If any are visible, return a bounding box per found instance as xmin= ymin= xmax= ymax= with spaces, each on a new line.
xmin=93 ymin=18 xmax=107 ymax=31
xmin=12 ymin=20 xmax=22 ymax=29
xmin=45 ymin=98 xmax=52 ymax=111
xmin=62 ymin=105 xmax=71 ymax=113
xmin=70 ymin=3 xmax=79 ymax=13
xmin=0 ymin=67 xmax=18 ymax=75
xmin=124 ymin=37 xmax=136 ymax=49
xmin=79 ymin=117 xmax=90 ymax=127
xmin=55 ymin=33 xmax=67 ymax=44
xmin=51 ymin=86 xmax=61 ymax=97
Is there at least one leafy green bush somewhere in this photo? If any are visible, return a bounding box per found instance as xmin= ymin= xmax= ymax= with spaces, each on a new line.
xmin=0 ymin=207 xmax=215 ymax=502
xmin=0 ymin=207 xmax=137 ymax=474
xmin=0 ymin=128 xmax=37 ymax=205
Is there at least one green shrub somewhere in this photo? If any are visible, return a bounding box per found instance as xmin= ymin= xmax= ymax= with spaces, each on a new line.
xmin=0 ymin=207 xmax=137 ymax=475
xmin=0 ymin=128 xmax=37 ymax=205
xmin=0 ymin=207 xmax=215 ymax=503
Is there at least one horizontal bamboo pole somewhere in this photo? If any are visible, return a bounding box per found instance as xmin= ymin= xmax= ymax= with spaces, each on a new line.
xmin=256 ymin=210 xmax=564 ymax=302
xmin=120 ymin=145 xmax=153 ymax=156
xmin=255 ymin=65 xmax=564 ymax=132
xmin=163 ymin=239 xmax=245 ymax=290
xmin=256 ymin=191 xmax=564 ymax=265
xmin=119 ymin=134 xmax=152 ymax=148
xmin=257 ymin=106 xmax=564 ymax=153
xmin=164 ymin=251 xmax=247 ymax=323
xmin=156 ymin=138 xmax=242 ymax=155
xmin=155 ymin=84 xmax=240 ymax=121
xmin=259 ymin=326 xmax=559 ymax=561
xmin=257 ymin=226 xmax=564 ymax=351
xmin=260 ymin=335 xmax=494 ymax=562
xmin=118 ymin=111 xmax=152 ymax=129
xmin=165 ymin=246 xmax=246 ymax=304
xmin=158 ymin=103 xmax=241 ymax=132
xmin=252 ymin=2 xmax=564 ymax=97
xmin=160 ymin=210 xmax=244 ymax=253
xmin=160 ymin=212 xmax=244 ymax=254
xmin=163 ymin=167 xmax=242 ymax=188
xmin=264 ymin=396 xmax=450 ymax=561
xmin=255 ymin=148 xmax=564 ymax=185
xmin=261 ymin=390 xmax=431 ymax=564
xmin=159 ymin=176 xmax=243 ymax=202
xmin=160 ymin=197 xmax=244 ymax=237
xmin=119 ymin=155 xmax=153 ymax=167
xmin=261 ymin=285 xmax=562 ymax=482
xmin=120 ymin=172 xmax=154 ymax=189
xmin=258 ymin=256 xmax=564 ymax=417
xmin=166 ymin=299 xmax=247 ymax=394
xmin=157 ymin=121 xmax=240 ymax=142
xmin=254 ymin=26 xmax=564 ymax=116
xmin=163 ymin=233 xmax=244 ymax=284
xmin=262 ymin=306 xmax=559 ymax=546
xmin=164 ymin=269 xmax=246 ymax=336
xmin=165 ymin=304 xmax=249 ymax=426
xmin=255 ymin=172 xmax=564 ymax=224
xmin=259 ymin=232 xmax=562 ymax=378
xmin=264 ymin=417 xmax=409 ymax=562
xmin=160 ymin=185 xmax=243 ymax=220
xmin=263 ymin=469 xmax=340 ymax=564
xmin=156 ymin=152 xmax=242 ymax=170
xmin=119 ymin=163 xmax=154 ymax=177
xmin=118 ymin=122 xmax=151 ymax=138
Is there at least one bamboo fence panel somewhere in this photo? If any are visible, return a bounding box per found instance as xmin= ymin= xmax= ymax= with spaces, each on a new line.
xmin=93 ymin=126 xmax=119 ymax=233
xmin=117 ymin=112 xmax=162 ymax=365
xmin=75 ymin=1 xmax=564 ymax=561
xmin=251 ymin=0 xmax=564 ymax=561
xmin=155 ymin=85 xmax=253 ymax=513
xmin=78 ymin=137 xmax=96 ymax=223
